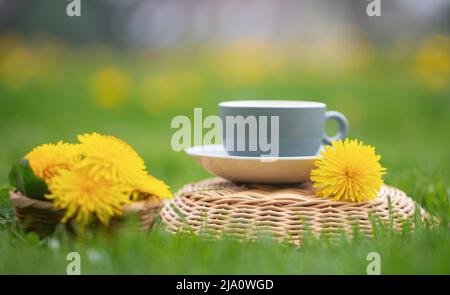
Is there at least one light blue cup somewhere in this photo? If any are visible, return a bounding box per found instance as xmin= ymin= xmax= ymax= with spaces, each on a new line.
xmin=220 ymin=100 xmax=348 ymax=157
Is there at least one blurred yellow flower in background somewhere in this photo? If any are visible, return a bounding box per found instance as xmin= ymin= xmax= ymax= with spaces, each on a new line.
xmin=139 ymin=74 xmax=181 ymax=113
xmin=46 ymin=167 xmax=132 ymax=225
xmin=0 ymin=31 xmax=22 ymax=52
xmin=290 ymin=26 xmax=374 ymax=75
xmin=414 ymin=34 xmax=450 ymax=91
xmin=311 ymin=139 xmax=386 ymax=202
xmin=209 ymin=40 xmax=283 ymax=86
xmin=0 ymin=33 xmax=67 ymax=88
xmin=26 ymin=141 xmax=80 ymax=182
xmin=138 ymin=71 xmax=205 ymax=113
xmin=90 ymin=67 xmax=131 ymax=108
xmin=0 ymin=46 xmax=40 ymax=89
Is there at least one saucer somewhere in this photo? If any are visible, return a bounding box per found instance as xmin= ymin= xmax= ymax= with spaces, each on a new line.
xmin=185 ymin=144 xmax=323 ymax=184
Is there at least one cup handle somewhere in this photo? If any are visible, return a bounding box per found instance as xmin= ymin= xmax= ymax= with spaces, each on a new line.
xmin=323 ymin=111 xmax=349 ymax=145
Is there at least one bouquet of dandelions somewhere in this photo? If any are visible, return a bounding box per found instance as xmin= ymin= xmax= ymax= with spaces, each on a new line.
xmin=9 ymin=132 xmax=172 ymax=229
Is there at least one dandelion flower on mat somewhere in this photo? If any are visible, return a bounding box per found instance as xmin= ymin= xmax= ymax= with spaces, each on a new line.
xmin=310 ymin=139 xmax=386 ymax=202
xmin=26 ymin=141 xmax=80 ymax=182
xmin=46 ymin=167 xmax=132 ymax=225
xmin=132 ymin=174 xmax=173 ymax=200
xmin=77 ymin=132 xmax=147 ymax=185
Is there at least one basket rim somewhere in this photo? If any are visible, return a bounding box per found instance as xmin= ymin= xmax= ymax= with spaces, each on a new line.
xmin=9 ymin=190 xmax=164 ymax=212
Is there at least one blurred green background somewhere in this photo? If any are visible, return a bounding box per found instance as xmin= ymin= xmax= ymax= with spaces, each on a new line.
xmin=0 ymin=0 xmax=449 ymax=274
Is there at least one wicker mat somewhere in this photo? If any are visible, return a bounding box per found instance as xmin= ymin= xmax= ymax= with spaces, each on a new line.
xmin=161 ymin=178 xmax=430 ymax=244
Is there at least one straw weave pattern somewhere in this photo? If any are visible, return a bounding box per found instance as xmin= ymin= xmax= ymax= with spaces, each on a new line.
xmin=161 ymin=178 xmax=429 ymax=243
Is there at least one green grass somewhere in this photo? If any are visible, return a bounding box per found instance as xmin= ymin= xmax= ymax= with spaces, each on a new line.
xmin=0 ymin=43 xmax=449 ymax=274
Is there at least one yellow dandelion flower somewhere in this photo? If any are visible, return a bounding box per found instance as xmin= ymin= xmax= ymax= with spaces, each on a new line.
xmin=132 ymin=174 xmax=173 ymax=200
xmin=77 ymin=132 xmax=147 ymax=185
xmin=46 ymin=167 xmax=132 ymax=225
xmin=25 ymin=141 xmax=80 ymax=182
xmin=310 ymin=139 xmax=386 ymax=202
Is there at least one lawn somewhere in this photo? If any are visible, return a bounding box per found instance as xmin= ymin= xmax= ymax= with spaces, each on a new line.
xmin=0 ymin=36 xmax=449 ymax=274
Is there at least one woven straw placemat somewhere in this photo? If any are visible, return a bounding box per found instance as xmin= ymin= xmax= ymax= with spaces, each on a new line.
xmin=161 ymin=178 xmax=430 ymax=244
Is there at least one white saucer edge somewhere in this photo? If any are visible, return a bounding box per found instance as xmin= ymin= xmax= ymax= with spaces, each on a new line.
xmin=185 ymin=144 xmax=322 ymax=161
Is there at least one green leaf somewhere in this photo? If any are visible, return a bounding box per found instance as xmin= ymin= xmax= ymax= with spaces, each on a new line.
xmin=15 ymin=158 xmax=49 ymax=200
xmin=8 ymin=162 xmax=18 ymax=188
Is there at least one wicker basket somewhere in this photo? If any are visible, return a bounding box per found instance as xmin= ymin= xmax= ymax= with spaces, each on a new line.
xmin=9 ymin=191 xmax=163 ymax=237
xmin=161 ymin=178 xmax=431 ymax=244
